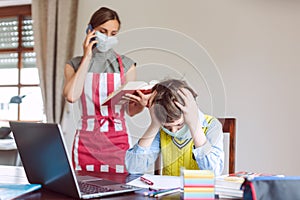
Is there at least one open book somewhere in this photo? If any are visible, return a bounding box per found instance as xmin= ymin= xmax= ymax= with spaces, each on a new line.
xmin=101 ymin=80 xmax=158 ymax=106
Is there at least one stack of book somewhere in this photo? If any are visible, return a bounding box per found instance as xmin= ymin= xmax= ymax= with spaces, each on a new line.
xmin=215 ymin=171 xmax=282 ymax=199
xmin=215 ymin=174 xmax=244 ymax=198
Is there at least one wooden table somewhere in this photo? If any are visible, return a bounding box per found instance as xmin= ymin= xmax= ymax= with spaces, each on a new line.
xmin=0 ymin=165 xmax=241 ymax=199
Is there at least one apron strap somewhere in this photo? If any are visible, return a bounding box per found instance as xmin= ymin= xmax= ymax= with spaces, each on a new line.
xmin=116 ymin=53 xmax=125 ymax=84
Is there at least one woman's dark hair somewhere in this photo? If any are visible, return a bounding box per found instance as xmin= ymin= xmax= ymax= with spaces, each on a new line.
xmin=152 ymin=79 xmax=198 ymax=124
xmin=89 ymin=7 xmax=121 ymax=29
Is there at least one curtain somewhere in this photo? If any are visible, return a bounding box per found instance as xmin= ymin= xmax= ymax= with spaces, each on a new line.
xmin=31 ymin=0 xmax=78 ymax=123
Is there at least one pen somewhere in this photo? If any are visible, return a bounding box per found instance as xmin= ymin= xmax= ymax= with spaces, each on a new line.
xmin=149 ymin=187 xmax=180 ymax=197
xmin=144 ymin=188 xmax=169 ymax=196
xmin=153 ymin=188 xmax=181 ymax=197
xmin=149 ymin=187 xmax=164 ymax=191
xmin=143 ymin=190 xmax=156 ymax=196
xmin=140 ymin=176 xmax=154 ymax=186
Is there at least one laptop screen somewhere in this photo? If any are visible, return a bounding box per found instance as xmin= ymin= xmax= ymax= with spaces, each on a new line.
xmin=10 ymin=121 xmax=81 ymax=198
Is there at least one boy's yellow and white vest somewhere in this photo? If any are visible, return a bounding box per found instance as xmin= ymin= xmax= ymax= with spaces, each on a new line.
xmin=160 ymin=115 xmax=214 ymax=176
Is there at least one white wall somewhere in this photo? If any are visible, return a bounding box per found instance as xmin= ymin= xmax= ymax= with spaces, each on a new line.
xmin=65 ymin=0 xmax=300 ymax=176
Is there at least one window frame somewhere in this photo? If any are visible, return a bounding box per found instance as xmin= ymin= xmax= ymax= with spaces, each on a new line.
xmin=0 ymin=5 xmax=40 ymax=121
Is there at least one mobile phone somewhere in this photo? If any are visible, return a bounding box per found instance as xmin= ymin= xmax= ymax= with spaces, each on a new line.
xmin=86 ymin=24 xmax=96 ymax=48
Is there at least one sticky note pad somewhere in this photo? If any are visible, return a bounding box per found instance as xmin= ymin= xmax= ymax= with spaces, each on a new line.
xmin=181 ymin=169 xmax=215 ymax=200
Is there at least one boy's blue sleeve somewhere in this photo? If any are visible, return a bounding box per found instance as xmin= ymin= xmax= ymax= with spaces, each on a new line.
xmin=125 ymin=132 xmax=160 ymax=174
xmin=192 ymin=118 xmax=224 ymax=176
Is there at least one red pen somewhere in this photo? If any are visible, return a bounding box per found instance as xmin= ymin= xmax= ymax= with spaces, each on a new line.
xmin=140 ymin=176 xmax=154 ymax=185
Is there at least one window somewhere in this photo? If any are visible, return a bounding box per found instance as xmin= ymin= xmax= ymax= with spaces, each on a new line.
xmin=0 ymin=5 xmax=44 ymax=126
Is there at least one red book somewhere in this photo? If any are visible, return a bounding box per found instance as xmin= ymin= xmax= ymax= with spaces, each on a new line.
xmin=101 ymin=80 xmax=158 ymax=106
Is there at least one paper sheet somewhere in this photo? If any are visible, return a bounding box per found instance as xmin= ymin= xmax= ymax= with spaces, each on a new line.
xmin=127 ymin=174 xmax=181 ymax=190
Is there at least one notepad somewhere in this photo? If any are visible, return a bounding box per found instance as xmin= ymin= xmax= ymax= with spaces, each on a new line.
xmin=0 ymin=183 xmax=41 ymax=200
xmin=181 ymin=169 xmax=215 ymax=200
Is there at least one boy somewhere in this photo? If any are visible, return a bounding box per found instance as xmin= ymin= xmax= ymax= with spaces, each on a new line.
xmin=125 ymin=79 xmax=224 ymax=176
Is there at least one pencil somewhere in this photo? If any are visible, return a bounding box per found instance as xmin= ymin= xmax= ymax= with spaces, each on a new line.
xmin=148 ymin=187 xmax=180 ymax=197
xmin=153 ymin=188 xmax=181 ymax=197
xmin=143 ymin=188 xmax=166 ymax=196
xmin=143 ymin=190 xmax=156 ymax=196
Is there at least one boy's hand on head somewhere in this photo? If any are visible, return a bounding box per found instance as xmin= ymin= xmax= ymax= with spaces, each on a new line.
xmin=174 ymin=88 xmax=199 ymax=128
xmin=138 ymin=91 xmax=160 ymax=147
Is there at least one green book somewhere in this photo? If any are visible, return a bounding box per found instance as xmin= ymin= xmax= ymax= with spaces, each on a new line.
xmin=0 ymin=183 xmax=42 ymax=200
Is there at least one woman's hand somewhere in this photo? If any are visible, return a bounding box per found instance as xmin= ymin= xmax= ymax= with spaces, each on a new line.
xmin=64 ymin=30 xmax=97 ymax=103
xmin=124 ymin=90 xmax=152 ymax=116
xmin=83 ymin=29 xmax=97 ymax=59
xmin=124 ymin=90 xmax=151 ymax=107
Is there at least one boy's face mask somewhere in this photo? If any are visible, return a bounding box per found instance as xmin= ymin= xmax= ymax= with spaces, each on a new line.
xmin=95 ymin=31 xmax=118 ymax=52
xmin=161 ymin=124 xmax=189 ymax=139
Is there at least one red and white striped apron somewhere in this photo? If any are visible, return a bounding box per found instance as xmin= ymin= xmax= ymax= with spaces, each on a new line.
xmin=72 ymin=55 xmax=129 ymax=174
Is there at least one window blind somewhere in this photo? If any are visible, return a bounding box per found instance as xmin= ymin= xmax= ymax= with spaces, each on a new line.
xmin=0 ymin=16 xmax=35 ymax=69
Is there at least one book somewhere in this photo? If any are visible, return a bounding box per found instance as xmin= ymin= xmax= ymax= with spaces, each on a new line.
xmin=101 ymin=80 xmax=158 ymax=106
xmin=215 ymin=185 xmax=244 ymax=198
xmin=215 ymin=174 xmax=244 ymax=198
xmin=0 ymin=183 xmax=42 ymax=200
xmin=215 ymin=174 xmax=245 ymax=190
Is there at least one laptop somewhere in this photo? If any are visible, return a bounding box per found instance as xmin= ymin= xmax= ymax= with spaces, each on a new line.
xmin=9 ymin=121 xmax=142 ymax=199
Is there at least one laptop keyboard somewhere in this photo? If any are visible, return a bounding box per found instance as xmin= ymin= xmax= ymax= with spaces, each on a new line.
xmin=79 ymin=182 xmax=115 ymax=194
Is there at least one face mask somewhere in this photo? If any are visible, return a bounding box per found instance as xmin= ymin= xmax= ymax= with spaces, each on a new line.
xmin=161 ymin=124 xmax=189 ymax=139
xmin=95 ymin=31 xmax=118 ymax=52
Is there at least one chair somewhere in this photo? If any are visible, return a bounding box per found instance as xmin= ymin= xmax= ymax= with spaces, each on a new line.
xmin=154 ymin=117 xmax=236 ymax=175
xmin=218 ymin=118 xmax=236 ymax=174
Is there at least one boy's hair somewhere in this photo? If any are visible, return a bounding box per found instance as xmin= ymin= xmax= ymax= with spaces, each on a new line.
xmin=152 ymin=79 xmax=197 ymax=124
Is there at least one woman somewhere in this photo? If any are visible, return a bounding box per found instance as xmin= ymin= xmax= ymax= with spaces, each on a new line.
xmin=125 ymin=79 xmax=224 ymax=176
xmin=63 ymin=7 xmax=147 ymax=174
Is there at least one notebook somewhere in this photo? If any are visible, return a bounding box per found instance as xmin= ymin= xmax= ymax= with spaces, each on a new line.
xmin=9 ymin=121 xmax=141 ymax=199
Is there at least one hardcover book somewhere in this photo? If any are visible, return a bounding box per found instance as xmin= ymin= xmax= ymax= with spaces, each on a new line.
xmin=101 ymin=80 xmax=158 ymax=106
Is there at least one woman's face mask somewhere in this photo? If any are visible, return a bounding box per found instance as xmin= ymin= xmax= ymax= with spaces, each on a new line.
xmin=95 ymin=31 xmax=118 ymax=52
xmin=161 ymin=124 xmax=189 ymax=139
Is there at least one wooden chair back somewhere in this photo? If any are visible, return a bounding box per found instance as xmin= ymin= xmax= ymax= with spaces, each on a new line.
xmin=218 ymin=118 xmax=236 ymax=174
